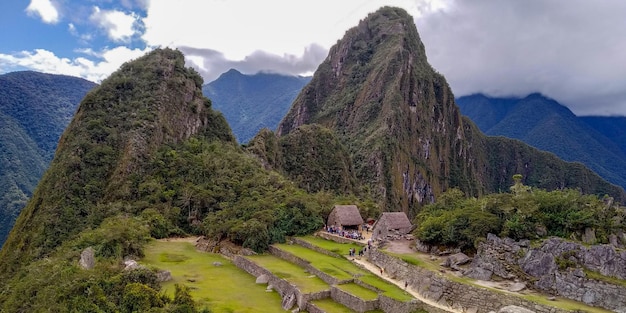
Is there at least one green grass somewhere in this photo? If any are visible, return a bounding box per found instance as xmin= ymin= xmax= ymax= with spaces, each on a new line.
xmin=522 ymin=294 xmax=614 ymax=313
xmin=246 ymin=254 xmax=330 ymax=293
xmin=336 ymin=283 xmax=378 ymax=300
xmin=141 ymin=239 xmax=283 ymax=313
xmin=274 ymin=243 xmax=368 ymax=280
xmin=357 ymin=274 xmax=414 ymax=302
xmin=584 ymin=269 xmax=626 ymax=288
xmin=299 ymin=235 xmax=364 ymax=256
xmin=382 ymin=250 xmax=441 ymax=272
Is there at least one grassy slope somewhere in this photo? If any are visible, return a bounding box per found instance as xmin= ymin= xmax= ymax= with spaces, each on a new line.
xmin=141 ymin=240 xmax=283 ymax=313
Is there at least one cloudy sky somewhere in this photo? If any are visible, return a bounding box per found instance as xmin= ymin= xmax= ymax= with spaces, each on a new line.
xmin=1 ymin=0 xmax=625 ymax=116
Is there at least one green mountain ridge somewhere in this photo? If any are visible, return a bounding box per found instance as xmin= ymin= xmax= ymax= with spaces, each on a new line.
xmin=457 ymin=93 xmax=626 ymax=189
xmin=203 ymin=69 xmax=311 ymax=144
xmin=0 ymin=71 xmax=96 ymax=247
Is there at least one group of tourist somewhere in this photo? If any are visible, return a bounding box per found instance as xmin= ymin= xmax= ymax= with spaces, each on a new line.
xmin=324 ymin=225 xmax=364 ymax=240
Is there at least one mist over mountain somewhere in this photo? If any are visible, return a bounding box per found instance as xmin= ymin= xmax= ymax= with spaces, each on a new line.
xmin=203 ymin=69 xmax=310 ymax=143
xmin=0 ymin=71 xmax=96 ymax=247
xmin=457 ymin=93 xmax=626 ymax=189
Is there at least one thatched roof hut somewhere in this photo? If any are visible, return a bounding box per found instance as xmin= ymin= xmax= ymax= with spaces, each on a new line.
xmin=372 ymin=212 xmax=413 ymax=240
xmin=327 ymin=205 xmax=364 ymax=229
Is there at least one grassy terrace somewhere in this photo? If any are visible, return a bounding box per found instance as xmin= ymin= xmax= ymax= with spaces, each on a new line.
xmin=141 ymin=240 xmax=283 ymax=313
xmin=299 ymin=235 xmax=364 ymax=256
xmin=336 ymin=283 xmax=379 ymax=300
xmin=275 ymin=243 xmax=366 ymax=281
xmin=309 ymin=299 xmax=384 ymax=313
xmin=246 ymin=254 xmax=330 ymax=293
xmin=276 ymin=242 xmax=414 ymax=302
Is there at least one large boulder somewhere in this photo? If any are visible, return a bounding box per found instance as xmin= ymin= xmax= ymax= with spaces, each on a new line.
xmin=79 ymin=247 xmax=95 ymax=270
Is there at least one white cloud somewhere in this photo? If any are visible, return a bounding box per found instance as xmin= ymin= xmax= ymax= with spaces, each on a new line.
xmin=89 ymin=6 xmax=140 ymax=43
xmin=25 ymin=0 xmax=60 ymax=24
xmin=0 ymin=46 xmax=152 ymax=83
xmin=416 ymin=0 xmax=626 ymax=116
xmin=141 ymin=0 xmax=448 ymax=82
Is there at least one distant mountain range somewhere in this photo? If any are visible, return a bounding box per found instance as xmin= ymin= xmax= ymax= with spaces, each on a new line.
xmin=203 ymin=69 xmax=311 ymax=144
xmin=0 ymin=71 xmax=96 ymax=247
xmin=457 ymin=93 xmax=626 ymax=190
xmin=1 ymin=7 xmax=625 ymax=310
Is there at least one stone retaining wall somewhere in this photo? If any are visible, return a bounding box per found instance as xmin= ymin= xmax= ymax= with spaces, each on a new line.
xmin=233 ymin=255 xmax=319 ymax=309
xmin=368 ymin=249 xmax=570 ymax=313
xmin=378 ymin=295 xmax=421 ymax=313
xmin=306 ymin=302 xmax=325 ymax=313
xmin=331 ymin=286 xmax=379 ymax=312
xmin=269 ymin=245 xmax=351 ymax=285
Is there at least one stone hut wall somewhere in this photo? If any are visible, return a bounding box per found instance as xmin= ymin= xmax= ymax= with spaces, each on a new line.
xmin=367 ymin=248 xmax=571 ymax=313
xmin=330 ymin=286 xmax=379 ymax=313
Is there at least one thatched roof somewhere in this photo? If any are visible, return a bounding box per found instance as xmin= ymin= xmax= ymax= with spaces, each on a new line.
xmin=329 ymin=205 xmax=364 ymax=226
xmin=375 ymin=212 xmax=412 ymax=229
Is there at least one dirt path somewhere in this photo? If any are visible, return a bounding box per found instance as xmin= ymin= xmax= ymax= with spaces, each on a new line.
xmin=351 ymin=258 xmax=461 ymax=313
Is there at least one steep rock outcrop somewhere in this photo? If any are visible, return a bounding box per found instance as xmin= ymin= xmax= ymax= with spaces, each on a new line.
xmin=467 ymin=234 xmax=626 ymax=311
xmin=277 ymin=7 xmax=483 ymax=214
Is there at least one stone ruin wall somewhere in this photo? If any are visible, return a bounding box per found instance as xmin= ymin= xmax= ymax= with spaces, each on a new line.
xmin=331 ymin=286 xmax=379 ymax=312
xmin=367 ymin=248 xmax=571 ymax=313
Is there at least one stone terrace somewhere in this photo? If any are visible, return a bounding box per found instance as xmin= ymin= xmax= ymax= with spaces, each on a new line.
xmin=233 ymin=236 xmax=425 ymax=312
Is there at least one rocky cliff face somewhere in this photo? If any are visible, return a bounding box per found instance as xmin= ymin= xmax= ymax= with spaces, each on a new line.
xmin=277 ymin=7 xmax=483 ymax=214
xmin=466 ymin=234 xmax=626 ymax=311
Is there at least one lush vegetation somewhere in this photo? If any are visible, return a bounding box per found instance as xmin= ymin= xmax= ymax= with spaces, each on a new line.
xmin=0 ymin=49 xmax=334 ymax=312
xmin=203 ymin=69 xmax=310 ymax=144
xmin=457 ymin=93 xmax=626 ymax=190
xmin=0 ymin=71 xmax=96 ymax=246
xmin=415 ymin=176 xmax=625 ymax=251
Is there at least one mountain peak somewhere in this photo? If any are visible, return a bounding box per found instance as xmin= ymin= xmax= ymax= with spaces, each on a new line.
xmin=277 ymin=6 xmax=472 ymax=213
xmin=0 ymin=47 xmax=234 ymax=274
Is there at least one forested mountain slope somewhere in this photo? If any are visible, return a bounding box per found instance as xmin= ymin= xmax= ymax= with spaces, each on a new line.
xmin=0 ymin=48 xmax=335 ymax=312
xmin=203 ymin=69 xmax=310 ymax=143
xmin=457 ymin=93 xmax=626 ymax=189
xmin=0 ymin=71 xmax=96 ymax=247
